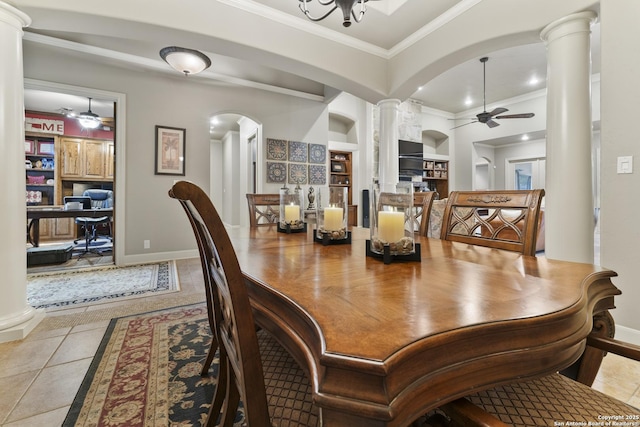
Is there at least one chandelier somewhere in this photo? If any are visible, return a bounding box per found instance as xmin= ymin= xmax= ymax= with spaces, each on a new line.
xmin=299 ymin=0 xmax=369 ymax=27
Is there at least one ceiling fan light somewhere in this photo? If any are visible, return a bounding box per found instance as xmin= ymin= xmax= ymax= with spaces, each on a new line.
xmin=77 ymin=97 xmax=102 ymax=129
xmin=78 ymin=113 xmax=101 ymax=129
xmin=160 ymin=46 xmax=211 ymax=76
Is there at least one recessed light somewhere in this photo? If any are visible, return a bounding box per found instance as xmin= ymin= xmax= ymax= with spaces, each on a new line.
xmin=417 ymin=86 xmax=423 ymax=91
xmin=528 ymin=77 xmax=539 ymax=86
xmin=464 ymin=97 xmax=473 ymax=106
xmin=521 ymin=134 xmax=530 ymax=141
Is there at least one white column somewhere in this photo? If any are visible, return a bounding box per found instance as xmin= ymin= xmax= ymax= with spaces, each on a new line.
xmin=377 ymin=99 xmax=400 ymax=185
xmin=0 ymin=2 xmax=44 ymax=343
xmin=540 ymin=11 xmax=596 ymax=264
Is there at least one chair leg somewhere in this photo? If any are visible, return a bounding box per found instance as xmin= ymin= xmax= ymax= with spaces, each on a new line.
xmin=206 ymin=352 xmax=228 ymax=427
xmin=201 ymin=338 xmax=218 ymax=376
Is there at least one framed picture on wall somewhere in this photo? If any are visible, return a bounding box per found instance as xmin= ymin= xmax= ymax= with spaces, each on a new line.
xmin=155 ymin=125 xmax=186 ymax=175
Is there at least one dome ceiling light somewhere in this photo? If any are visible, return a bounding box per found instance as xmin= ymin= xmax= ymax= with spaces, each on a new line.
xmin=299 ymin=0 xmax=368 ymax=27
xmin=77 ymin=97 xmax=101 ymax=129
xmin=159 ymin=46 xmax=212 ymax=76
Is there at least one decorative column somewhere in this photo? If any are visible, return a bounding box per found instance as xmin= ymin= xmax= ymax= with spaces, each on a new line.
xmin=540 ymin=11 xmax=597 ymax=264
xmin=377 ymin=99 xmax=401 ymax=185
xmin=0 ymin=2 xmax=44 ymax=343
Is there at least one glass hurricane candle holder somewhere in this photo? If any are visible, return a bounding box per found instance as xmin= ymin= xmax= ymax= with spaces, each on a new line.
xmin=368 ymin=182 xmax=419 ymax=261
xmin=279 ymin=187 xmax=305 ymax=233
xmin=315 ymin=186 xmax=350 ymax=244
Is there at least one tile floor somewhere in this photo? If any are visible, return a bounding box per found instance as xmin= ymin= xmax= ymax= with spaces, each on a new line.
xmin=2 ymin=258 xmax=640 ymax=426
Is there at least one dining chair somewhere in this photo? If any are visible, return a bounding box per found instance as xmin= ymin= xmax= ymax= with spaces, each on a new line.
xmin=435 ymin=321 xmax=640 ymax=426
xmin=169 ymin=181 xmax=319 ymax=426
xmin=439 ymin=189 xmax=545 ymax=256
xmin=246 ymin=193 xmax=280 ymax=227
xmin=377 ymin=190 xmax=436 ymax=236
xmin=413 ymin=191 xmax=436 ymax=236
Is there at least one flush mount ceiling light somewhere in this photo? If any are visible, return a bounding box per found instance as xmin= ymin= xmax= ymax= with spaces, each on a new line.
xmin=299 ymin=0 xmax=369 ymax=27
xmin=78 ymin=97 xmax=101 ymax=129
xmin=159 ymin=46 xmax=212 ymax=76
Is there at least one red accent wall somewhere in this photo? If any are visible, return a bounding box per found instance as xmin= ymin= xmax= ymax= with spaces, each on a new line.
xmin=26 ymin=111 xmax=114 ymax=139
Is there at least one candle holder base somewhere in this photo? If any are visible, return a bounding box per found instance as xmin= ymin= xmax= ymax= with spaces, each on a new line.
xmin=314 ymin=229 xmax=351 ymax=245
xmin=277 ymin=222 xmax=307 ymax=234
xmin=366 ymin=241 xmax=421 ymax=265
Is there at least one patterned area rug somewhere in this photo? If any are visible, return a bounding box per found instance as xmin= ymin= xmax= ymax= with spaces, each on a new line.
xmin=63 ymin=304 xmax=244 ymax=427
xmin=27 ymin=261 xmax=180 ymax=309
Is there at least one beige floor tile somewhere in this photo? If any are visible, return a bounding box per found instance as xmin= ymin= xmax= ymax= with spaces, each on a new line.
xmin=0 ymin=371 xmax=38 ymax=425
xmin=47 ymin=327 xmax=107 ymax=366
xmin=3 ymin=406 xmax=70 ymax=427
xmin=22 ymin=326 xmax=71 ymax=342
xmin=70 ymin=319 xmax=111 ymax=333
xmin=0 ymin=336 xmax=64 ymax=379
xmin=6 ymin=358 xmax=92 ymax=422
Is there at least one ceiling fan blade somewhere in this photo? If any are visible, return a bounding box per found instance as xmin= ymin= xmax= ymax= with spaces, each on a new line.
xmin=450 ymin=121 xmax=478 ymax=130
xmin=486 ymin=119 xmax=500 ymax=128
xmin=448 ymin=117 xmax=478 ymax=121
xmin=495 ymin=113 xmax=535 ymax=119
xmin=489 ymin=107 xmax=508 ymax=117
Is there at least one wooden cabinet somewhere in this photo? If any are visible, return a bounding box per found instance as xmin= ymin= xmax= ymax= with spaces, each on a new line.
xmin=38 ymin=218 xmax=75 ymax=241
xmin=105 ymin=141 xmax=115 ymax=179
xmin=59 ymin=137 xmax=112 ymax=180
xmin=422 ymin=159 xmax=449 ymax=198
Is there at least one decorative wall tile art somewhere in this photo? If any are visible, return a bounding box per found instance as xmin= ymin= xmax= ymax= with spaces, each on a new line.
xmin=266 ymin=138 xmax=287 ymax=161
xmin=288 ymin=140 xmax=308 ymax=163
xmin=309 ymin=143 xmax=326 ymax=164
xmin=266 ymin=162 xmax=287 ymax=183
xmin=288 ymin=163 xmax=308 ymax=185
xmin=308 ymin=165 xmax=326 ymax=185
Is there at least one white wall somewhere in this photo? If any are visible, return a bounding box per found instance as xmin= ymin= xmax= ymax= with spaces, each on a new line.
xmin=23 ymin=41 xmax=328 ymax=260
xmin=222 ymin=131 xmax=240 ymax=225
xmin=600 ymin=0 xmax=640 ymax=334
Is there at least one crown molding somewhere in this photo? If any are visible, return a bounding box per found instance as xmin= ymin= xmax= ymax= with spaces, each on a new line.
xmin=216 ymin=0 xmax=482 ymax=60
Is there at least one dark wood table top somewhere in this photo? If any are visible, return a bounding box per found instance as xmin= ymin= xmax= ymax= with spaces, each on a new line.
xmin=228 ymin=226 xmax=619 ymax=427
xmin=27 ymin=206 xmax=113 ymax=219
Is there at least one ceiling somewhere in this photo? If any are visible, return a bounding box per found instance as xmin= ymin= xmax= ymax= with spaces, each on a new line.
xmin=20 ymin=0 xmax=601 ymax=140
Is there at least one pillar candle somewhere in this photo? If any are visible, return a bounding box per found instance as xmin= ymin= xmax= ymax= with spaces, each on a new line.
xmin=323 ymin=206 xmax=344 ymax=231
xmin=284 ymin=204 xmax=300 ymax=222
xmin=378 ymin=211 xmax=405 ymax=243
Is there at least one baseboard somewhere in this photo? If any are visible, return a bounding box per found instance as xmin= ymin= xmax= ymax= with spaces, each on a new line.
xmin=118 ymin=249 xmax=198 ymax=266
xmin=614 ymin=324 xmax=640 ymax=346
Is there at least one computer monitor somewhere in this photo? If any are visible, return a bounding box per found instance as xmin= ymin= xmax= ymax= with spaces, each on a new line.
xmin=63 ymin=196 xmax=91 ymax=210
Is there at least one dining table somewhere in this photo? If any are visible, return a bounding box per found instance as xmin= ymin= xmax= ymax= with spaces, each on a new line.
xmin=227 ymin=226 xmax=620 ymax=427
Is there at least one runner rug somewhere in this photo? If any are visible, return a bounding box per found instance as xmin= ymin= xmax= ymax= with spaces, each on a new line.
xmin=27 ymin=261 xmax=180 ymax=309
xmin=63 ymin=303 xmax=244 ymax=427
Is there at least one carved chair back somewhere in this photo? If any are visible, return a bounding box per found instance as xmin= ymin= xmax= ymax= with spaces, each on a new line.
xmin=440 ymin=189 xmax=545 ymax=256
xmin=246 ymin=193 xmax=280 ymax=227
xmin=377 ymin=191 xmax=436 ymax=236
xmin=171 ymin=181 xmax=272 ymax=425
xmin=413 ymin=191 xmax=437 ymax=237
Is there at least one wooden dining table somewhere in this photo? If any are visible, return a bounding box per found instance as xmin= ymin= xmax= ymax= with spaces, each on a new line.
xmin=227 ymin=226 xmax=619 ymax=427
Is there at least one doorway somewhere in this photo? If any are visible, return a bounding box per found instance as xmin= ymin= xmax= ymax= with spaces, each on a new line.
xmin=24 ymin=79 xmax=125 ymax=271
xmin=506 ymin=157 xmax=545 ymax=190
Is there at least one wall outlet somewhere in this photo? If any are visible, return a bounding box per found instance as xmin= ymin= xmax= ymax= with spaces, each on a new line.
xmin=144 ymin=240 xmax=150 ymax=249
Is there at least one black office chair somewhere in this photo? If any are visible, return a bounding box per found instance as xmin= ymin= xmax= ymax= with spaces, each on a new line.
xmin=73 ymin=189 xmax=113 ymax=254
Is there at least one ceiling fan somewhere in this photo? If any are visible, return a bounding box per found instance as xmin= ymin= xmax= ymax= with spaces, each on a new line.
xmin=451 ymin=56 xmax=535 ymax=130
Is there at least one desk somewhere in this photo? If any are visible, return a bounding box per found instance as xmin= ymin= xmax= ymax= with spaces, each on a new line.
xmin=27 ymin=206 xmax=113 ymax=247
xmin=228 ymin=227 xmax=619 ymax=427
